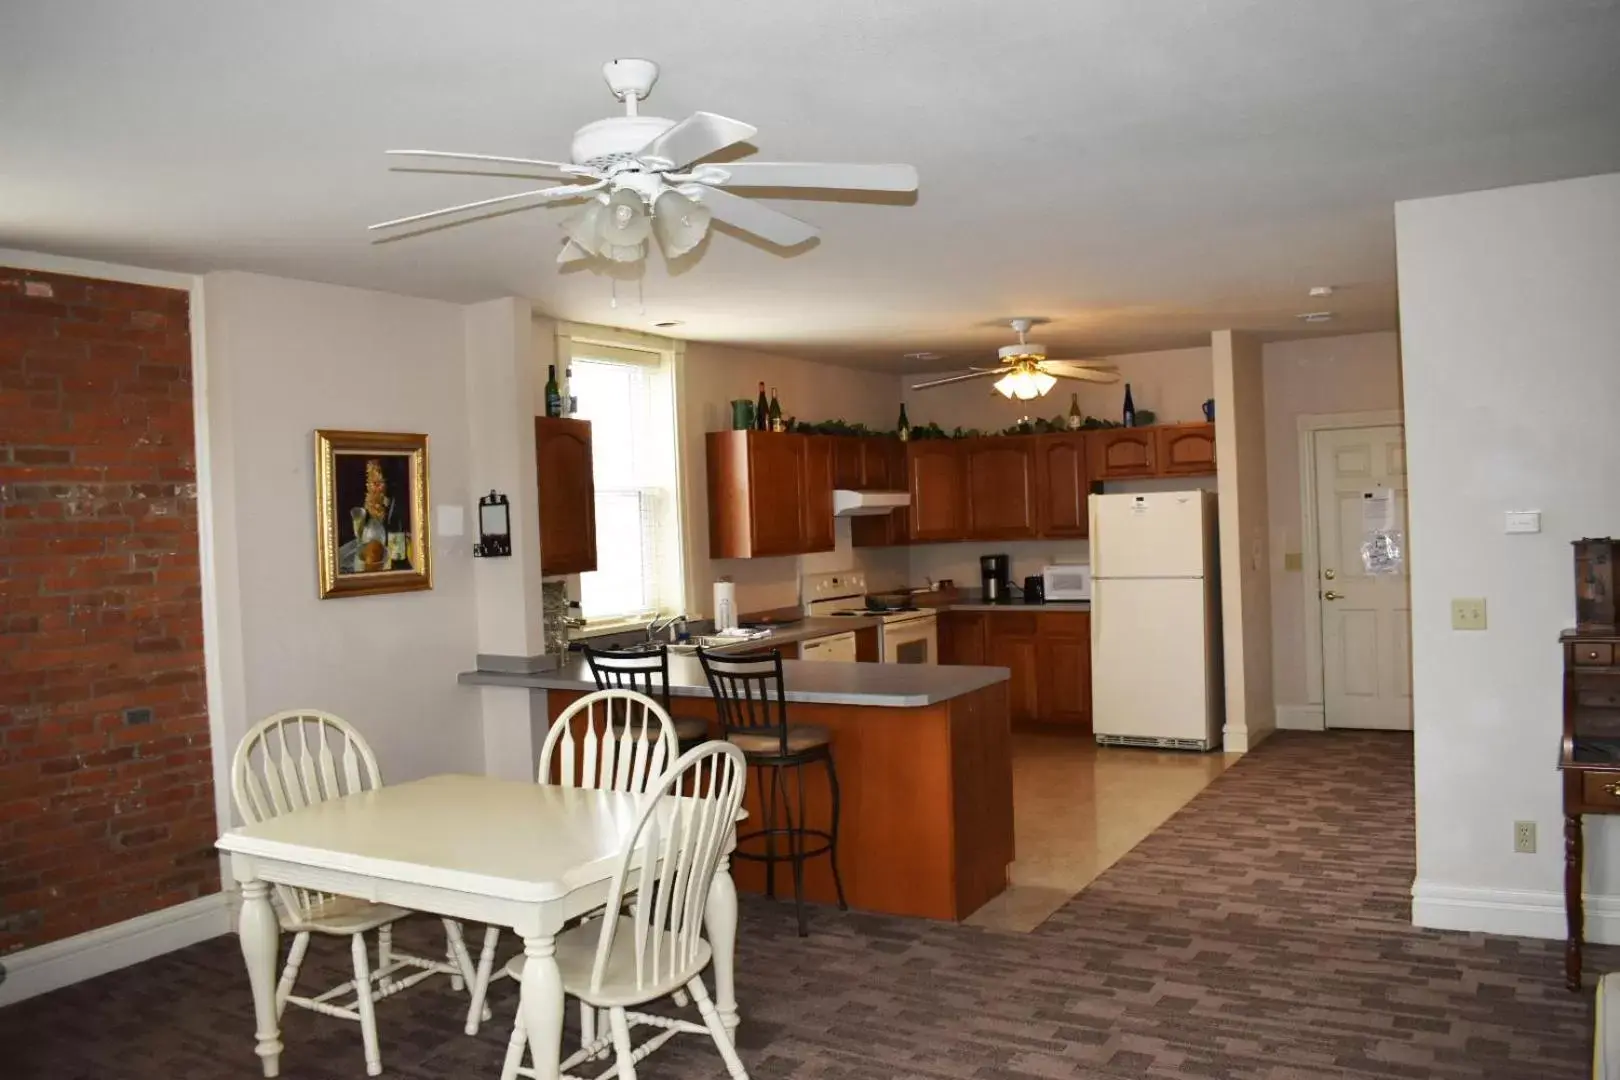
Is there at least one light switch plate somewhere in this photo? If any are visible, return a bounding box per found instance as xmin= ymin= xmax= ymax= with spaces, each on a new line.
xmin=436 ymin=505 xmax=464 ymax=537
xmin=1451 ymin=597 xmax=1487 ymax=631
xmin=1283 ymin=552 xmax=1303 ymax=572
xmin=1505 ymin=510 xmax=1541 ymax=534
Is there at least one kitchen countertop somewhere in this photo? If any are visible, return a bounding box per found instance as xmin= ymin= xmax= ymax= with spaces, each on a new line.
xmin=943 ymin=599 xmax=1091 ymax=613
xmin=719 ymin=614 xmax=883 ymax=648
xmin=460 ymin=654 xmax=1009 ymax=708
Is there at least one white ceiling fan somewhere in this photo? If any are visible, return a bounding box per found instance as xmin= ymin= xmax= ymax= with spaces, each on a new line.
xmin=370 ymin=59 xmax=919 ymax=265
xmin=911 ymin=319 xmax=1121 ymax=400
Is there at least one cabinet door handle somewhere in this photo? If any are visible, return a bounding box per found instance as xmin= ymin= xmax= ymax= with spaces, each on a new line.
xmin=1591 ymin=650 xmax=1604 ymax=661
xmin=1605 ymin=781 xmax=1620 ymax=798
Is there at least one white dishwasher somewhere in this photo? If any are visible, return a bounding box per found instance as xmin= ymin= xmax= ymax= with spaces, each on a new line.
xmin=799 ymin=631 xmax=858 ymax=662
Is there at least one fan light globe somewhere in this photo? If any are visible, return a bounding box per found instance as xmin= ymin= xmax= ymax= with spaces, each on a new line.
xmin=993 ymin=365 xmax=1057 ymax=400
xmin=601 ymin=189 xmax=652 ymax=245
xmin=652 ymin=190 xmax=712 ymax=257
xmin=561 ymin=200 xmax=608 ymax=255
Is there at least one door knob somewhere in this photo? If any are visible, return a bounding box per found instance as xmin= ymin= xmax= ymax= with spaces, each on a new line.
xmin=1324 ymin=569 xmax=1336 ymax=580
xmin=1324 ymin=590 xmax=1344 ymax=601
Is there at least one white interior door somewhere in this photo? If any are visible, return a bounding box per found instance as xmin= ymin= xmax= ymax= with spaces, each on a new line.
xmin=1314 ymin=425 xmax=1412 ymax=730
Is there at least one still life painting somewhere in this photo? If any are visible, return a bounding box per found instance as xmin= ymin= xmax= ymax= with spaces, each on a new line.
xmin=314 ymin=429 xmax=432 ymax=598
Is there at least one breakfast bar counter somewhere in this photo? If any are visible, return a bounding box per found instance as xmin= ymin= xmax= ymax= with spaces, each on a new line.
xmin=460 ymin=659 xmax=1014 ymax=922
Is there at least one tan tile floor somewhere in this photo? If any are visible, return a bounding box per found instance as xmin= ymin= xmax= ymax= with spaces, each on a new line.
xmin=966 ymin=733 xmax=1237 ymax=931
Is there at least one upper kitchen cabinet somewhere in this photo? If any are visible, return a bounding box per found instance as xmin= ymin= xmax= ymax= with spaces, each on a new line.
xmin=706 ymin=430 xmax=833 ymax=558
xmin=535 ymin=416 xmax=597 ymax=576
xmin=802 ymin=435 xmax=836 ymax=552
xmin=833 ymin=437 xmax=865 ymax=489
xmin=851 ymin=437 xmax=910 ymax=548
xmin=1088 ymin=427 xmax=1158 ymax=480
xmin=1156 ymin=423 xmax=1217 ymax=475
xmin=965 ymin=437 xmax=1038 ymax=539
xmin=1034 ymin=433 xmax=1089 ymax=538
xmin=907 ymin=440 xmax=968 ymax=543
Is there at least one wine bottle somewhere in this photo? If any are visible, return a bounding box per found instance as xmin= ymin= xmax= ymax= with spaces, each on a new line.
xmin=755 ymin=382 xmax=769 ymax=431
xmin=1067 ymin=392 xmax=1083 ymax=430
xmin=1122 ymin=383 xmax=1136 ymax=428
xmin=768 ymin=387 xmax=784 ymax=432
xmin=897 ymin=403 xmax=911 ymax=442
xmin=544 ymin=364 xmax=562 ymax=418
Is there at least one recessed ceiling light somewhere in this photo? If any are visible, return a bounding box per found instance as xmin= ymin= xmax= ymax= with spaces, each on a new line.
xmin=1297 ymin=311 xmax=1336 ymax=323
xmin=653 ymin=320 xmax=682 ymax=328
xmin=904 ymin=351 xmax=945 ymax=361
xmin=1308 ymin=285 xmax=1335 ymax=298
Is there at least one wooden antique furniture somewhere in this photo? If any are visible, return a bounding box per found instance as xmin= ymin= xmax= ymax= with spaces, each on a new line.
xmin=217 ymin=773 xmax=742 ymax=1080
xmin=1560 ymin=627 xmax=1620 ymax=989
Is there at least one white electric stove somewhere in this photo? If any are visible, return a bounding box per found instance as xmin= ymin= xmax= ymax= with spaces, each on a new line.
xmin=802 ymin=571 xmax=937 ymax=665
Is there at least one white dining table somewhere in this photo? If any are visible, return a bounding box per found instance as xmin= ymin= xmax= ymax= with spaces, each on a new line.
xmin=215 ymin=773 xmax=741 ymax=1080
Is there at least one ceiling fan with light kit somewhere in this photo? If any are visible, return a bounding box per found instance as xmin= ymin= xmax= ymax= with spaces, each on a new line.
xmin=911 ymin=319 xmax=1120 ymax=400
xmin=370 ymin=59 xmax=920 ymax=267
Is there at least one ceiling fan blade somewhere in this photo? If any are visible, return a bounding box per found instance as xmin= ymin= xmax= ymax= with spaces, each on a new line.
xmin=386 ymin=150 xmax=594 ymax=177
xmin=685 ymin=185 xmax=817 ymax=247
xmin=636 ymin=112 xmax=757 ymax=170
xmin=699 ymin=162 xmax=919 ymax=192
xmin=1044 ymin=360 xmax=1119 ymax=375
xmin=368 ymin=181 xmax=604 ymax=231
xmin=911 ymin=370 xmax=1002 ymax=390
xmin=1050 ymin=368 xmax=1120 ymax=384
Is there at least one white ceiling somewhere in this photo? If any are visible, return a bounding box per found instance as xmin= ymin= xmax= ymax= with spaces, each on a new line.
xmin=4 ymin=1 xmax=1619 ymax=372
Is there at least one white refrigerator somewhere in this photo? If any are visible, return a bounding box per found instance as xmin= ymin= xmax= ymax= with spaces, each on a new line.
xmin=1089 ymin=490 xmax=1224 ymax=750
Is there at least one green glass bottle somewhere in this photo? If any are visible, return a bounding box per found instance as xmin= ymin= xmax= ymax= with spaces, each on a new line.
xmin=755 ymin=382 xmax=769 ymax=431
xmin=897 ymin=403 xmax=911 ymax=442
xmin=768 ymin=387 xmax=784 ymax=432
xmin=544 ymin=365 xmax=562 ymax=418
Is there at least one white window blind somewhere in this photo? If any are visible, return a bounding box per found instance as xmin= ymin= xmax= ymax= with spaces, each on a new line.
xmin=567 ymin=345 xmax=683 ymax=623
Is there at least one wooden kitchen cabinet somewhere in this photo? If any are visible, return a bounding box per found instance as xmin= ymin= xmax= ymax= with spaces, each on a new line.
xmin=987 ymin=617 xmax=1041 ymax=725
xmin=1034 ymin=432 xmax=1090 ymax=538
xmin=535 ymin=416 xmax=597 ymax=576
xmin=965 ymin=437 xmax=1038 ymax=539
xmin=938 ymin=610 xmax=987 ymax=666
xmin=1155 ymin=423 xmax=1217 ymax=476
xmin=832 ymin=437 xmax=865 ymax=489
xmin=706 ymin=430 xmax=834 ymax=558
xmin=802 ymin=435 xmax=835 ymax=552
xmin=907 ymin=440 xmax=968 ymax=543
xmin=1035 ymin=613 xmax=1092 ymax=730
xmin=940 ymin=607 xmax=1092 ymax=732
xmin=1088 ymin=427 xmax=1158 ymax=480
xmin=850 ymin=437 xmax=911 ymax=548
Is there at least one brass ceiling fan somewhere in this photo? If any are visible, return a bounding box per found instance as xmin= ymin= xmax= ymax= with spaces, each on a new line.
xmin=911 ymin=319 xmax=1120 ymax=400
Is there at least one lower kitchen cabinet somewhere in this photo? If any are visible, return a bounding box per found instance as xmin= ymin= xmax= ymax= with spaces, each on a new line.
xmin=939 ymin=608 xmax=1092 ymax=732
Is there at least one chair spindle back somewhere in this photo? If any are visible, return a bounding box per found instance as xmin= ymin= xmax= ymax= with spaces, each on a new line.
xmin=697 ymin=648 xmax=790 ymax=756
xmin=539 ymin=689 xmax=677 ymax=793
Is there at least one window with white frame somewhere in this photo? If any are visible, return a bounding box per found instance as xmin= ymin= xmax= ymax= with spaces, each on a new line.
xmin=562 ymin=335 xmax=684 ymax=625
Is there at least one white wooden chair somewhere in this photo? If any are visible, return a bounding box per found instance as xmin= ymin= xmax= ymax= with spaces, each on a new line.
xmin=231 ymin=709 xmax=481 ymax=1077
xmin=463 ymin=689 xmax=679 ymax=1038
xmin=499 ymin=740 xmax=750 ymax=1080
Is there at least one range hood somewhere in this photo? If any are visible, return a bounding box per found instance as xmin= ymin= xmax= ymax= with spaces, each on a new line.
xmin=833 ymin=489 xmax=911 ymax=517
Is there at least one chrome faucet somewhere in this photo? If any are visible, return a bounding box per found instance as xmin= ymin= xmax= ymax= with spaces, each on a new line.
xmin=646 ymin=611 xmax=685 ymax=642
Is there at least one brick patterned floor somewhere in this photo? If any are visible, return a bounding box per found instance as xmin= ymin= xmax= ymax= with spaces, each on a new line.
xmin=1 ymin=731 xmax=1606 ymax=1079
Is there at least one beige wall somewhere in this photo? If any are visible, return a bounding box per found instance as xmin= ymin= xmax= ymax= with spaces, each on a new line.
xmin=1262 ymin=333 xmax=1404 ymax=709
xmin=1398 ymin=173 xmax=1620 ymax=934
xmin=201 ymin=271 xmax=483 ymax=786
xmin=899 ymin=345 xmax=1213 ymax=433
xmin=679 ymin=342 xmax=908 ymax=615
xmin=1213 ymin=330 xmax=1273 ymax=751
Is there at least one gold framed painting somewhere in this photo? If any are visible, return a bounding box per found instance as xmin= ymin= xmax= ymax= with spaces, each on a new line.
xmin=314 ymin=430 xmax=432 ymax=599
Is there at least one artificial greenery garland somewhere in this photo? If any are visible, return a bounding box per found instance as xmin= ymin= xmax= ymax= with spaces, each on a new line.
xmin=787 ymin=409 xmax=1156 ymax=439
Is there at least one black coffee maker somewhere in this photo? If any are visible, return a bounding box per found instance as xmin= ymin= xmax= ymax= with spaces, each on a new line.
xmin=980 ymin=553 xmax=1011 ymax=604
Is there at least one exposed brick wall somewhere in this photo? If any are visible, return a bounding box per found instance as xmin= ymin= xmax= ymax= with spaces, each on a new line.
xmin=0 ymin=268 xmax=217 ymax=954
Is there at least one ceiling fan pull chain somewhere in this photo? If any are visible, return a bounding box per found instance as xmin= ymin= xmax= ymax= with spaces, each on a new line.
xmin=638 ymin=276 xmax=645 ymax=315
xmin=610 ymin=277 xmax=618 ymax=310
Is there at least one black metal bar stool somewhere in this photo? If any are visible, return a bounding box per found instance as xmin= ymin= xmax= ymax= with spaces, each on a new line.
xmin=582 ymin=644 xmax=709 ymax=754
xmin=697 ymin=647 xmax=847 ymax=936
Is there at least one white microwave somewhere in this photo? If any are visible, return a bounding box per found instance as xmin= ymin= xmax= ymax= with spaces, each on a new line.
xmin=1042 ymin=564 xmax=1091 ymax=601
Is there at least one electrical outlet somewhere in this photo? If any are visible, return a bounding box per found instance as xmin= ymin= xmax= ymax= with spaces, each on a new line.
xmin=1451 ymin=597 xmax=1488 ymax=630
xmin=1514 ymin=821 xmax=1537 ymax=854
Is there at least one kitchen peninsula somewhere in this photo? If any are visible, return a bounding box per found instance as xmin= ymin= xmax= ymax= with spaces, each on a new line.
xmin=461 ymin=657 xmax=1013 ymax=921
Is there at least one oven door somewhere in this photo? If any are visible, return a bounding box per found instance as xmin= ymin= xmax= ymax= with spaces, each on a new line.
xmin=882 ymin=615 xmax=937 ymax=664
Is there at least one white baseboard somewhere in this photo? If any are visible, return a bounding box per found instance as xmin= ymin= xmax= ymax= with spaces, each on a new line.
xmin=0 ymin=892 xmax=232 ymax=1007
xmin=1411 ymin=880 xmax=1620 ymax=943
xmin=1276 ymin=704 xmax=1326 ymax=731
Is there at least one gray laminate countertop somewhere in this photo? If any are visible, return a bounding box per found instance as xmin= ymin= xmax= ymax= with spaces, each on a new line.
xmin=459 ymin=654 xmax=1009 ymax=708
xmin=943 ymin=600 xmax=1091 ymax=613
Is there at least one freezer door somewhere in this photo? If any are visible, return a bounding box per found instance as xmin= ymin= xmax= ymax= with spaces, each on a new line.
xmin=1090 ymin=491 xmax=1209 ymax=579
xmin=1090 ymin=577 xmax=1212 ymax=741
